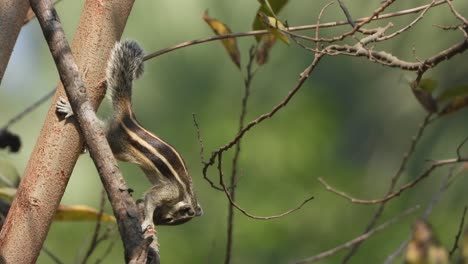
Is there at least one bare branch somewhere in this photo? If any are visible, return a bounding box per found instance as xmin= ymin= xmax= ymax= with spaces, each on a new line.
xmin=456 ymin=134 xmax=468 ymax=159
xmin=217 ymin=152 xmax=313 ymax=220
xmin=41 ymin=246 xmax=64 ymax=264
xmin=290 ymin=206 xmax=420 ymax=264
xmin=449 ymin=205 xmax=468 ymax=258
xmin=143 ymin=0 xmax=449 ymax=61
xmin=82 ymin=189 xmax=107 ymax=263
xmin=319 ymin=158 xmax=465 ymax=204
xmin=445 ymin=0 xmax=468 ymax=25
xmin=342 ymin=113 xmax=433 ymax=261
xmin=225 ymin=46 xmax=257 ymax=264
xmin=1 ymin=88 xmax=56 ymax=131
xmin=376 ymin=0 xmax=437 ymax=42
xmin=325 ymin=36 xmax=468 ymax=72
xmin=202 ymin=54 xmax=324 ymax=189
xmin=384 ymin=164 xmax=463 ymax=264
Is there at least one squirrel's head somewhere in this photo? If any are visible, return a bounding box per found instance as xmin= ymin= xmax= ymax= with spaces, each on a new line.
xmin=153 ymin=198 xmax=203 ymax=225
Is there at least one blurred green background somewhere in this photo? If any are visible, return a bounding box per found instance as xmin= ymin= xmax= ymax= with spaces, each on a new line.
xmin=1 ymin=1 xmax=468 ymax=263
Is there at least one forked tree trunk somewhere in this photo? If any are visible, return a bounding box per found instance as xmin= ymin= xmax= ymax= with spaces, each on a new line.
xmin=0 ymin=0 xmax=136 ymax=263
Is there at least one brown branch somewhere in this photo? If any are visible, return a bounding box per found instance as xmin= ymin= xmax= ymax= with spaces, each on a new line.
xmin=376 ymin=0 xmax=437 ymax=42
xmin=192 ymin=114 xmax=223 ymax=191
xmin=202 ymin=54 xmax=324 ymax=190
xmin=319 ymin=158 xmax=465 ymax=204
xmin=82 ymin=189 xmax=107 ymax=263
xmin=456 ymin=134 xmax=468 ymax=159
xmin=217 ymin=152 xmax=314 ymax=220
xmin=224 ymin=46 xmax=257 ymax=264
xmin=1 ymin=88 xmax=56 ymax=130
xmin=449 ymin=205 xmax=468 ymax=258
xmin=95 ymin=234 xmax=118 ymax=264
xmin=42 ymin=246 xmax=64 ymax=264
xmin=0 ymin=0 xmax=30 ymax=83
xmin=23 ymin=0 xmax=62 ymax=26
xmin=384 ymin=164 xmax=462 ymax=264
xmin=342 ymin=113 xmax=433 ymax=262
xmin=310 ymin=0 xmax=397 ymax=43
xmin=29 ymin=1 xmax=157 ymax=262
xmin=290 ymin=206 xmax=420 ymax=264
xmin=325 ymin=35 xmax=468 ymax=72
xmin=143 ymin=0 xmax=449 ymax=61
xmin=446 ymin=0 xmax=468 ymax=25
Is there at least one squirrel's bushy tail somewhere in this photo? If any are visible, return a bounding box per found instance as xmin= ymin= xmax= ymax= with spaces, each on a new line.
xmin=106 ymin=40 xmax=144 ymax=115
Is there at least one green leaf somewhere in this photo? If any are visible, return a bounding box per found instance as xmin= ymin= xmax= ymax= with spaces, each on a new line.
xmin=410 ymin=79 xmax=437 ymax=113
xmin=437 ymin=84 xmax=468 ymax=102
xmin=258 ymin=12 xmax=290 ymax=45
xmin=252 ymin=0 xmax=289 ymax=42
xmin=418 ymin=78 xmax=438 ymax=93
xmin=54 ymin=205 xmax=116 ymax=222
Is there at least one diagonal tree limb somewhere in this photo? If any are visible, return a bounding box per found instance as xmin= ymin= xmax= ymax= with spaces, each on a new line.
xmin=28 ymin=1 xmax=158 ymax=263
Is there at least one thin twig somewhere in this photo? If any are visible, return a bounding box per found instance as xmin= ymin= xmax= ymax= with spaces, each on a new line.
xmin=42 ymin=246 xmax=64 ymax=264
xmin=449 ymin=205 xmax=468 ymax=258
xmin=217 ymin=152 xmax=314 ymax=220
xmin=202 ymin=54 xmax=324 ymax=190
xmin=192 ymin=113 xmax=206 ymax=164
xmin=143 ymin=0 xmax=449 ymax=61
xmin=319 ymin=158 xmax=465 ymax=204
xmin=445 ymin=0 xmax=468 ymax=25
xmin=384 ymin=164 xmax=461 ymax=264
xmin=1 ymin=88 xmax=56 ymax=130
xmin=456 ymin=134 xmax=468 ymax=159
xmin=224 ymin=46 xmax=257 ymax=264
xmin=376 ymin=0 xmax=437 ymax=42
xmin=192 ymin=114 xmax=222 ymax=190
xmin=95 ymin=237 xmax=118 ymax=264
xmin=290 ymin=206 xmax=420 ymax=264
xmin=82 ymin=189 xmax=107 ymax=263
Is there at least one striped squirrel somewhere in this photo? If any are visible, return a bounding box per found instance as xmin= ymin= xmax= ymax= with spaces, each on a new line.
xmin=56 ymin=40 xmax=202 ymax=232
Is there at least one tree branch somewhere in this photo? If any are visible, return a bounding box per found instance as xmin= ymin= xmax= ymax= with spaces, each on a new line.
xmin=28 ymin=0 xmax=157 ymax=262
xmin=319 ymin=158 xmax=465 ymax=204
xmin=290 ymin=206 xmax=420 ymax=264
xmin=0 ymin=0 xmax=30 ymax=83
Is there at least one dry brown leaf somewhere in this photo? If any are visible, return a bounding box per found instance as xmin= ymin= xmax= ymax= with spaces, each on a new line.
xmin=203 ymin=10 xmax=241 ymax=69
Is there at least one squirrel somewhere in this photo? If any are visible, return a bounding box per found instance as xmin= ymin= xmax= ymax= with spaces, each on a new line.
xmin=56 ymin=40 xmax=203 ymax=233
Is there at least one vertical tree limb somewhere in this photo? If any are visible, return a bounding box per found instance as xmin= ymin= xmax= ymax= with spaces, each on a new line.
xmin=0 ymin=0 xmax=30 ymax=83
xmin=0 ymin=0 xmax=158 ymax=263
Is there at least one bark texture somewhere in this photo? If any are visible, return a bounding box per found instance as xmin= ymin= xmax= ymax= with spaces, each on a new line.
xmin=0 ymin=0 xmax=145 ymax=263
xmin=0 ymin=0 xmax=30 ymax=83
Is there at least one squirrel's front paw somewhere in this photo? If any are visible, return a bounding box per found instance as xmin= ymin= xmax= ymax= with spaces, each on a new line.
xmin=56 ymin=97 xmax=74 ymax=119
xmin=141 ymin=220 xmax=155 ymax=234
